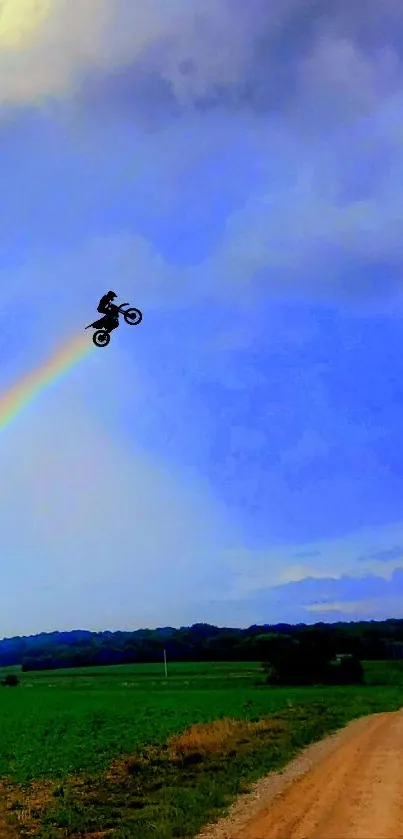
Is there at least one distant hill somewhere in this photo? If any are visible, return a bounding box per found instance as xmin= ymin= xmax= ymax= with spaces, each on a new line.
xmin=0 ymin=618 xmax=403 ymax=672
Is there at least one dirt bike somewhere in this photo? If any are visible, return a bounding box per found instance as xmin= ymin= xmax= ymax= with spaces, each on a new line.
xmin=85 ymin=302 xmax=143 ymax=347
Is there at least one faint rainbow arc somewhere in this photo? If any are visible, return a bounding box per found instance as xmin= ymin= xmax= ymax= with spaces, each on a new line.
xmin=0 ymin=333 xmax=93 ymax=431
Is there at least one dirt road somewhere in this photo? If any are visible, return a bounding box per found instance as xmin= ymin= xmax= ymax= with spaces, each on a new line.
xmin=199 ymin=709 xmax=403 ymax=839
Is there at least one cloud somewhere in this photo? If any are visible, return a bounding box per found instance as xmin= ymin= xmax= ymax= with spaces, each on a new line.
xmin=75 ymin=0 xmax=403 ymax=124
xmin=222 ymin=522 xmax=403 ymax=602
xmin=2 ymin=0 xmax=400 ymax=113
xmin=358 ymin=546 xmax=403 ymax=563
xmin=0 ymin=0 xmax=262 ymax=107
xmin=0 ymin=0 xmax=110 ymax=105
xmin=189 ymin=567 xmax=403 ymax=628
xmin=295 ymin=36 xmax=400 ymax=128
xmin=293 ymin=568 xmax=403 ymax=606
xmin=197 ymin=163 xmax=403 ymax=307
xmin=3 ymin=0 xmax=403 ymax=310
xmin=300 ymin=568 xmax=403 ymax=620
xmin=306 ymin=600 xmax=382 ymax=615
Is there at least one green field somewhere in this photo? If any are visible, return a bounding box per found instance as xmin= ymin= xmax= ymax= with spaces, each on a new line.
xmin=0 ymin=660 xmax=402 ymax=837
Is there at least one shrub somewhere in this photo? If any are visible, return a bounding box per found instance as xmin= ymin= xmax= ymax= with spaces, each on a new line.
xmin=1 ymin=674 xmax=19 ymax=687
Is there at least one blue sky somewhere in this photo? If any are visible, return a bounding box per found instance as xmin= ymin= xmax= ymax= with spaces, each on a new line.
xmin=1 ymin=0 xmax=403 ymax=635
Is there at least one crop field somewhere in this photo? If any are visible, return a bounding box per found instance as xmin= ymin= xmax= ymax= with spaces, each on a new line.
xmin=0 ymin=660 xmax=402 ymax=838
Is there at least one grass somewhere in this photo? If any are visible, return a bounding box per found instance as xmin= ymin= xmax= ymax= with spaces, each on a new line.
xmin=0 ymin=659 xmax=402 ymax=837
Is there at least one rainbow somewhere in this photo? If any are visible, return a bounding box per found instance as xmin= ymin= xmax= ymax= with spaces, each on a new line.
xmin=0 ymin=332 xmax=93 ymax=432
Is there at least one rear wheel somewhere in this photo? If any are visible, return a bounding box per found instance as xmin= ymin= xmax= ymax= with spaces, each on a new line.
xmin=93 ymin=330 xmax=110 ymax=347
xmin=124 ymin=307 xmax=143 ymax=326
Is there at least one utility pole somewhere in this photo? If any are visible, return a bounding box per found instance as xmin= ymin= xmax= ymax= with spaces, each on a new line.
xmin=163 ymin=648 xmax=168 ymax=678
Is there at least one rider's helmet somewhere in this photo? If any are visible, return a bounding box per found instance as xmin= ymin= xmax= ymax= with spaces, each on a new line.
xmin=108 ymin=291 xmax=117 ymax=299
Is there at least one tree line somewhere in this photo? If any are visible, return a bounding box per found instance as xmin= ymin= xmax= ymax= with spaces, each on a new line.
xmin=0 ymin=618 xmax=402 ymax=672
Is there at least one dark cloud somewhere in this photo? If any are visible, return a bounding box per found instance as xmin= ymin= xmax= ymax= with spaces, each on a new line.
xmin=206 ymin=567 xmax=403 ymax=626
xmin=358 ymin=546 xmax=403 ymax=563
xmin=5 ymin=0 xmax=403 ymax=310
xmin=293 ymin=568 xmax=403 ymax=603
xmin=76 ymin=0 xmax=403 ymax=126
xmin=227 ymin=568 xmax=403 ymax=624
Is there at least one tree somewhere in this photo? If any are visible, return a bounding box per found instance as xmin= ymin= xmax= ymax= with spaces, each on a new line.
xmin=262 ymin=640 xmax=364 ymax=687
xmin=324 ymin=654 xmax=364 ymax=685
xmin=1 ymin=674 xmax=19 ymax=687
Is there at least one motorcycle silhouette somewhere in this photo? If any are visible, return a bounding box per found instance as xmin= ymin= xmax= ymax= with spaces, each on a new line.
xmin=85 ymin=302 xmax=143 ymax=347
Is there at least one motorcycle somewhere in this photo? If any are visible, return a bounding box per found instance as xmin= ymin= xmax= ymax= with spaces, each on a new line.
xmin=85 ymin=302 xmax=143 ymax=347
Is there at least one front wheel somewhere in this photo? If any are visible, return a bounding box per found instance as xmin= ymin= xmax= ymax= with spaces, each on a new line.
xmin=124 ymin=307 xmax=143 ymax=326
xmin=93 ymin=330 xmax=110 ymax=348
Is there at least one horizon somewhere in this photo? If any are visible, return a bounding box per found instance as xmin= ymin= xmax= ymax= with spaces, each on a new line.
xmin=1 ymin=1 xmax=403 ymax=635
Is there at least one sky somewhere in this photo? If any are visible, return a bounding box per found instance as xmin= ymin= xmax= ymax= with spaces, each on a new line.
xmin=1 ymin=0 xmax=403 ymax=636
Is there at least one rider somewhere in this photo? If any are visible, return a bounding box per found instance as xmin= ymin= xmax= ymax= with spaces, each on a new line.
xmin=96 ymin=291 xmax=119 ymax=332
